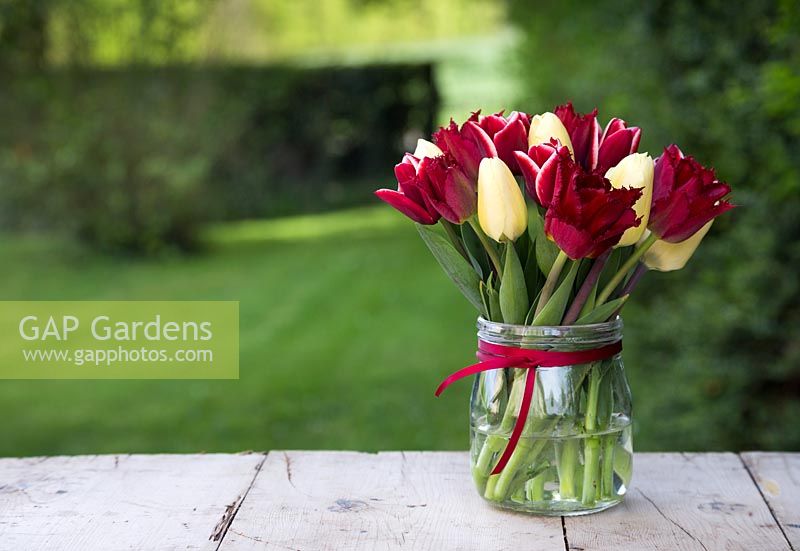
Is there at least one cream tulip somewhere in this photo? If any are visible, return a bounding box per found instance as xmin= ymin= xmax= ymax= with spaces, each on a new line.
xmin=605 ymin=153 xmax=654 ymax=247
xmin=642 ymin=221 xmax=713 ymax=272
xmin=528 ymin=112 xmax=574 ymax=156
xmin=413 ymin=138 xmax=443 ymax=159
xmin=477 ymin=157 xmax=527 ymax=242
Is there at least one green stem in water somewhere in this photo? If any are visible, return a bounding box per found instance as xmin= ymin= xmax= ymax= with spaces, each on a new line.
xmin=526 ymin=468 xmax=547 ymax=501
xmin=534 ymin=249 xmax=569 ymax=318
xmin=601 ymin=435 xmax=616 ymax=498
xmin=557 ymin=439 xmax=579 ymax=499
xmin=439 ymin=219 xmax=469 ymax=262
xmin=596 ymin=234 xmax=657 ymax=306
xmin=582 ymin=437 xmax=601 ymax=505
xmin=581 ymin=364 xmax=603 ymax=506
xmin=468 ymin=217 xmax=503 ymax=279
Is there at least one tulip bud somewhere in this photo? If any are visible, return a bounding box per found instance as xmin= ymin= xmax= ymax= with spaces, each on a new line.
xmin=528 ymin=112 xmax=574 ymax=156
xmin=413 ymin=139 xmax=443 ymax=159
xmin=642 ymin=221 xmax=713 ymax=272
xmin=605 ymin=153 xmax=654 ymax=247
xmin=477 ymin=157 xmax=527 ymax=242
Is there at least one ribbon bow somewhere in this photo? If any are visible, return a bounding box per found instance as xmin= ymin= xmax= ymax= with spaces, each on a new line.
xmin=436 ymin=339 xmax=622 ymax=475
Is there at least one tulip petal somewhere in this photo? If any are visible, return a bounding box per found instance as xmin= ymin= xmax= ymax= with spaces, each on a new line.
xmin=536 ymin=146 xmax=574 ymax=208
xmin=418 ymin=156 xmax=477 ymax=224
xmin=494 ymin=119 xmax=528 ymax=171
xmin=514 ymin=151 xmax=541 ymax=199
xmin=605 ymin=153 xmax=654 ymax=246
xmin=374 ymin=189 xmax=439 ymax=225
xmin=555 ymin=102 xmax=600 ymax=171
xmin=528 ymin=112 xmax=574 ymax=156
xmin=477 ymin=157 xmax=527 ymax=242
xmin=433 ymin=120 xmax=482 ymax=181
xmin=464 ymin=121 xmax=498 ymax=158
xmin=413 ymin=139 xmax=443 ymax=159
xmin=597 ymin=128 xmax=638 ymax=174
xmin=643 ymin=221 xmax=713 ymax=271
xmin=478 ymin=113 xmax=508 ymax=138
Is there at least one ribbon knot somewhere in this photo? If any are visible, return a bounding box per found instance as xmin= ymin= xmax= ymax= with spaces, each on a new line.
xmin=435 ymin=339 xmax=622 ymax=475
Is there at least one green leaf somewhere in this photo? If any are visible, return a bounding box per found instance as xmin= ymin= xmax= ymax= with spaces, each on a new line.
xmin=417 ymin=224 xmax=485 ymax=314
xmin=578 ymin=283 xmax=598 ymax=318
xmin=461 ymin=222 xmax=489 ymax=279
xmin=514 ymin=227 xmax=531 ymax=269
xmin=529 ymin=207 xmax=559 ymax=276
xmin=598 ymin=248 xmax=622 ymax=291
xmin=499 ymin=242 xmax=529 ymax=324
xmin=523 ymin=237 xmax=541 ymax=303
xmin=532 ymin=260 xmax=580 ymax=326
xmin=575 ymin=295 xmax=629 ymax=325
xmin=479 ymin=281 xmax=491 ymax=320
xmin=486 ymin=274 xmax=502 ymax=321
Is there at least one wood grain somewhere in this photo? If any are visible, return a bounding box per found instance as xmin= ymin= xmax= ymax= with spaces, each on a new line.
xmin=564 ymin=452 xmax=791 ymax=550
xmin=1 ymin=451 xmax=796 ymax=550
xmin=0 ymin=453 xmax=265 ymax=551
xmin=218 ymin=451 xmax=565 ymax=551
xmin=742 ymin=452 xmax=800 ymax=549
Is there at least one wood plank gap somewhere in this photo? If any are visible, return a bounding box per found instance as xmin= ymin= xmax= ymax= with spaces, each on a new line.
xmin=739 ymin=453 xmax=796 ymax=551
xmin=560 ymin=516 xmax=569 ymax=551
xmin=211 ymin=452 xmax=268 ymax=549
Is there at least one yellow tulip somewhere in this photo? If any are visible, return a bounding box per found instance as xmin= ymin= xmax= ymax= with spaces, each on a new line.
xmin=413 ymin=138 xmax=443 ymax=159
xmin=477 ymin=157 xmax=528 ymax=242
xmin=605 ymin=153 xmax=654 ymax=247
xmin=528 ymin=112 xmax=574 ymax=156
xmin=642 ymin=221 xmax=713 ymax=272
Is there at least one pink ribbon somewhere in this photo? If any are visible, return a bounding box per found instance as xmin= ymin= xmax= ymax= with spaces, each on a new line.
xmin=436 ymin=339 xmax=622 ymax=475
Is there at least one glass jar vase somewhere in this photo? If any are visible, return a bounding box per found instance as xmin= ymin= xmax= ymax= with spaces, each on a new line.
xmin=470 ymin=317 xmax=632 ymax=515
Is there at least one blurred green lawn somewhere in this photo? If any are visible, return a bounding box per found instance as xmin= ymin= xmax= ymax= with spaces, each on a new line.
xmin=0 ymin=205 xmax=713 ymax=457
xmin=0 ymin=207 xmax=478 ymax=456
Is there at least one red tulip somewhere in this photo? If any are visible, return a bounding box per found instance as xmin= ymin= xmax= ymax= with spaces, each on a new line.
xmin=433 ymin=120 xmax=485 ymax=181
xmin=596 ymin=118 xmax=642 ymax=175
xmin=468 ymin=110 xmax=531 ymax=173
xmin=554 ymin=102 xmax=641 ymax=174
xmin=544 ymin=158 xmax=643 ymax=259
xmin=649 ymin=144 xmax=734 ymax=242
xmin=375 ymin=154 xmax=441 ymax=225
xmin=514 ymin=143 xmax=569 ymax=208
xmin=418 ymin=154 xmax=477 ymax=224
xmin=554 ymin=103 xmax=599 ymax=172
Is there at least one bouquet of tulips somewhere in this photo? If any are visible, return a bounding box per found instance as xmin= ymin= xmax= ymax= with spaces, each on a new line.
xmin=375 ymin=103 xmax=734 ymax=510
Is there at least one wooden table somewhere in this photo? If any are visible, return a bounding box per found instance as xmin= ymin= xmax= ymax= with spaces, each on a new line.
xmin=0 ymin=452 xmax=797 ymax=550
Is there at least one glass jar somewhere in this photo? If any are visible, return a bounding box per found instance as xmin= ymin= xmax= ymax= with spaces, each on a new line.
xmin=470 ymin=317 xmax=632 ymax=515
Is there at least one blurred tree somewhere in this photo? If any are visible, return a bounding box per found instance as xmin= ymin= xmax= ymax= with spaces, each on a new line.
xmin=0 ymin=0 xmax=48 ymax=70
xmin=511 ymin=0 xmax=800 ymax=450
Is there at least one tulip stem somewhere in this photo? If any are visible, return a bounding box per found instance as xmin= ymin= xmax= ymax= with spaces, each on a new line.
xmin=610 ymin=262 xmax=649 ymax=318
xmin=562 ymin=250 xmax=611 ymax=325
xmin=439 ymin=220 xmax=469 ymax=262
xmin=534 ymin=250 xmax=569 ymax=318
xmin=596 ymin=234 xmax=657 ymax=306
xmin=468 ymin=217 xmax=503 ymax=279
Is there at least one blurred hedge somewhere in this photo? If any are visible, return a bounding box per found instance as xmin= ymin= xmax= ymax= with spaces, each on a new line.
xmin=511 ymin=0 xmax=800 ymax=451
xmin=0 ymin=64 xmax=438 ymax=252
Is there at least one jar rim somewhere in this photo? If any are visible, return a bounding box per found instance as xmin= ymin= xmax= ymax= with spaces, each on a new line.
xmin=476 ymin=316 xmax=623 ymax=348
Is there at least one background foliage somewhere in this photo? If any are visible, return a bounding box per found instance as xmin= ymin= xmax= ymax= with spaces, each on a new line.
xmin=0 ymin=65 xmax=436 ymax=251
xmin=510 ymin=0 xmax=800 ymax=449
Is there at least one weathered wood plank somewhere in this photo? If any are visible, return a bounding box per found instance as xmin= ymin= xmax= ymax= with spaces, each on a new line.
xmin=742 ymin=452 xmax=800 ymax=549
xmin=219 ymin=451 xmax=565 ymax=551
xmin=564 ymin=452 xmax=791 ymax=551
xmin=0 ymin=453 xmax=265 ymax=551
